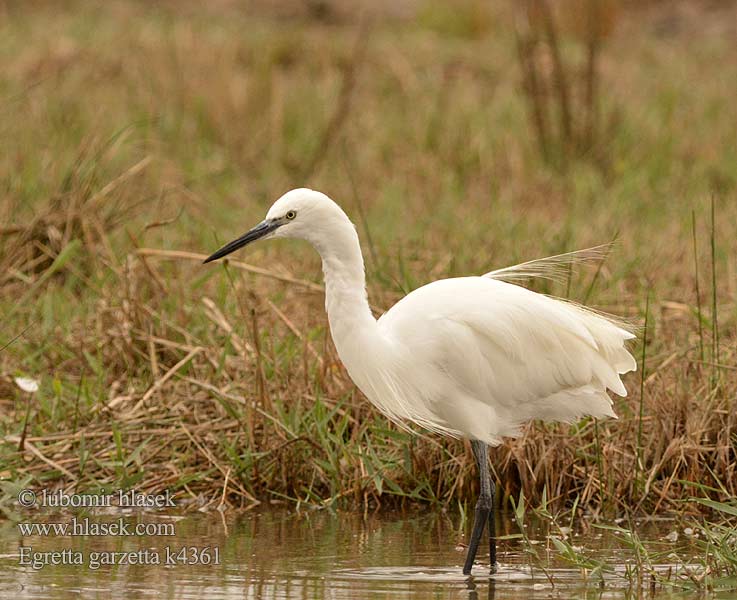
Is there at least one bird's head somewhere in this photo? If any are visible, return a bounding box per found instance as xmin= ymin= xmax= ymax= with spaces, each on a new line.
xmin=203 ymin=188 xmax=348 ymax=263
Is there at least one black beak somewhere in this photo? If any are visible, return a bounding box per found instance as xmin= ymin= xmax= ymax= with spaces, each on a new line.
xmin=203 ymin=219 xmax=281 ymax=263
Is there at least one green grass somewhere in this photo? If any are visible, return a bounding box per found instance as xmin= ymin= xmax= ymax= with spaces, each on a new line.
xmin=0 ymin=1 xmax=735 ymax=517
xmin=506 ymin=482 xmax=737 ymax=593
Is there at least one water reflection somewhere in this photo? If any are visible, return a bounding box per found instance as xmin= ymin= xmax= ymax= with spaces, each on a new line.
xmin=0 ymin=507 xmax=715 ymax=599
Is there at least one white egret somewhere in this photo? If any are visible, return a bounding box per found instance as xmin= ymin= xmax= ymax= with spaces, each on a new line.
xmin=204 ymin=188 xmax=636 ymax=575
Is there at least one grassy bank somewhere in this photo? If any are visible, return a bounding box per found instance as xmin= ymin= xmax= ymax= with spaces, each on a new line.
xmin=1 ymin=1 xmax=735 ymax=517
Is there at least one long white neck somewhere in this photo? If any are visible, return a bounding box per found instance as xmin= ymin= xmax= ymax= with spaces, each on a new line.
xmin=296 ymin=197 xmax=419 ymax=426
xmin=311 ymin=221 xmax=378 ymax=348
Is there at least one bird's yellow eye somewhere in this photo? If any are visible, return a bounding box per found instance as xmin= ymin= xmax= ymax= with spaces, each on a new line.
xmin=286 ymin=210 xmax=297 ymax=220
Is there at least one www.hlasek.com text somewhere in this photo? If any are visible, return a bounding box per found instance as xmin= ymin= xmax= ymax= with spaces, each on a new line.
xmin=18 ymin=516 xmax=175 ymax=537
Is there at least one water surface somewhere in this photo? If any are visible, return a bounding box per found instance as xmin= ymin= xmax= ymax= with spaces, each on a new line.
xmin=0 ymin=506 xmax=726 ymax=599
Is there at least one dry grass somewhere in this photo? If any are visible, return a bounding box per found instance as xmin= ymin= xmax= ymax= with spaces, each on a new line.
xmin=0 ymin=0 xmax=736 ymax=517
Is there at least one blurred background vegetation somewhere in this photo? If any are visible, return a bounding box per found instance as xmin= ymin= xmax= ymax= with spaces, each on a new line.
xmin=0 ymin=0 xmax=735 ymax=516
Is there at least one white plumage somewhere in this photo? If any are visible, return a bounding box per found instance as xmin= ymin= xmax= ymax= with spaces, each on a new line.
xmin=207 ymin=188 xmax=636 ymax=442
xmin=374 ymin=275 xmax=635 ymax=444
xmin=204 ymin=187 xmax=637 ymax=574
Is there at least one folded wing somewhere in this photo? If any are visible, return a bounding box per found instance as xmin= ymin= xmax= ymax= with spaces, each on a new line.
xmin=378 ymin=275 xmax=636 ymax=444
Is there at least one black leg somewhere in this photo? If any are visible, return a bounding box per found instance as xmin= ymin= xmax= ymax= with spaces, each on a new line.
xmin=488 ymin=477 xmax=497 ymax=573
xmin=462 ymin=497 xmax=489 ymax=575
xmin=463 ymin=440 xmax=497 ymax=575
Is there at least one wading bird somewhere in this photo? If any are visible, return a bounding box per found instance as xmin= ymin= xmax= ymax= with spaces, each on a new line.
xmin=204 ymin=188 xmax=636 ymax=575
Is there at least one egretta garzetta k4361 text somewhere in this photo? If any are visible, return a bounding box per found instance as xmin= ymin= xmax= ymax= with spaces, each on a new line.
xmin=204 ymin=188 xmax=636 ymax=575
